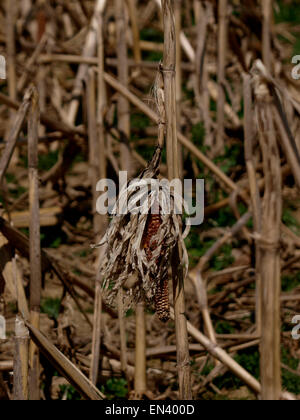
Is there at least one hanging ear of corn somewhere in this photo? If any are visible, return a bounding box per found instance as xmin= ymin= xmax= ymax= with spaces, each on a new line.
xmin=142 ymin=199 xmax=170 ymax=322
xmin=154 ymin=278 xmax=170 ymax=323
xmin=93 ymin=146 xmax=189 ymax=318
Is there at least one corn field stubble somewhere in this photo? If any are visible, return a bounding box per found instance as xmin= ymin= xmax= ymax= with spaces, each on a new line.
xmin=0 ymin=0 xmax=299 ymax=401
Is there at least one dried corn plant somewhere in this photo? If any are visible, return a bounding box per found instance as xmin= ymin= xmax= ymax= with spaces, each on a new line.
xmin=93 ymin=144 xmax=189 ymax=321
xmin=250 ymin=59 xmax=300 ymax=400
xmin=1 ymin=0 xmax=300 ymax=402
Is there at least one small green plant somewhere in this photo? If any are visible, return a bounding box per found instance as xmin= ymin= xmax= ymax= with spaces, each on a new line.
xmin=185 ymin=227 xmax=234 ymax=270
xmin=8 ymin=184 xmax=27 ymax=199
xmin=5 ymin=173 xmax=17 ymax=183
xmin=213 ymin=350 xmax=260 ymax=390
xmin=214 ymin=144 xmax=244 ymax=175
xmin=20 ymin=228 xmax=29 ymax=237
xmin=41 ymin=298 xmax=61 ymax=320
xmin=215 ymin=321 xmax=235 ymax=334
xmin=58 ymin=385 xmax=81 ymax=400
xmin=282 ymin=272 xmax=300 ymax=292
xmin=49 ymin=237 xmax=62 ymax=249
xmin=74 ymin=249 xmax=93 ymax=258
xmin=38 ymin=151 xmax=59 ymax=171
xmin=275 ymin=0 xmax=300 ymax=25
xmin=19 ymin=150 xmax=59 ymax=172
xmin=184 ymin=230 xmax=214 ymax=267
xmin=282 ymin=347 xmax=300 ymax=395
xmin=274 ymin=1 xmax=300 ymax=54
xmin=131 ymin=113 xmax=151 ymax=131
xmin=140 ymin=28 xmax=164 ymax=43
xmin=40 ymin=227 xmax=67 ymax=249
xmin=282 ymin=209 xmax=300 ymax=235
xmin=211 ymin=244 xmax=234 ymax=271
xmin=125 ymin=308 xmax=134 ymax=317
xmin=191 ymin=122 xmax=206 ymax=148
xmin=101 ymin=378 xmax=128 ymax=400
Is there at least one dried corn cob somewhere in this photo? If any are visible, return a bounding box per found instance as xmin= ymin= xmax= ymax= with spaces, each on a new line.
xmin=142 ymin=201 xmax=170 ymax=322
xmin=154 ymin=278 xmax=170 ymax=323
xmin=95 ymin=147 xmax=188 ymax=314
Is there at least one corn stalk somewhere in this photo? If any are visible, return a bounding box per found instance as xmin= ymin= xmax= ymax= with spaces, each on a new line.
xmin=252 ymin=61 xmax=282 ymax=400
xmin=161 ymin=0 xmax=191 ymax=400
xmin=28 ymin=87 xmax=41 ymax=400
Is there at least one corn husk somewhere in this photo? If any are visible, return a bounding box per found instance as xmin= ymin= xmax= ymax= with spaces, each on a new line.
xmin=93 ymin=146 xmax=189 ymax=310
